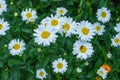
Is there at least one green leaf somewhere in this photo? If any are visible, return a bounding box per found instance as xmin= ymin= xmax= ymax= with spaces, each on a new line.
xmin=21 ymin=28 xmax=33 ymax=34
xmin=7 ymin=59 xmax=23 ymax=66
xmin=86 ymin=70 xmax=95 ymax=78
xmin=0 ymin=61 xmax=3 ymax=68
xmin=1 ymin=71 xmax=9 ymax=80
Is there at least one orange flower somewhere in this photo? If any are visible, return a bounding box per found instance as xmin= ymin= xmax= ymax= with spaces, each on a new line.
xmin=102 ymin=64 xmax=111 ymax=72
xmin=96 ymin=76 xmax=101 ymax=80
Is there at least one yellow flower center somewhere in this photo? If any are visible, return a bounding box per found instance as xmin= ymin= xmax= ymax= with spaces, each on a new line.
xmin=13 ymin=44 xmax=20 ymax=50
xmin=101 ymin=11 xmax=107 ymax=18
xmin=114 ymin=38 xmax=120 ymax=44
xmin=57 ymin=62 xmax=63 ymax=69
xmin=79 ymin=45 xmax=87 ymax=53
xmin=26 ymin=12 xmax=32 ymax=18
xmin=96 ymin=26 xmax=101 ymax=31
xmin=51 ymin=19 xmax=58 ymax=26
xmin=39 ymin=71 xmax=44 ymax=77
xmin=81 ymin=27 xmax=89 ymax=35
xmin=41 ymin=31 xmax=50 ymax=39
xmin=0 ymin=24 xmax=3 ymax=30
xmin=63 ymin=23 xmax=70 ymax=31
xmin=0 ymin=4 xmax=2 ymax=8
xmin=99 ymin=71 xmax=104 ymax=75
xmin=59 ymin=9 xmax=64 ymax=14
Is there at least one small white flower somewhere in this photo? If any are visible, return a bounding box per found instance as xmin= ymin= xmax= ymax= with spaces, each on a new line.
xmin=37 ymin=48 xmax=41 ymax=52
xmin=0 ymin=0 xmax=7 ymax=15
xmin=8 ymin=39 xmax=26 ymax=56
xmin=107 ymin=52 xmax=112 ymax=59
xmin=36 ymin=69 xmax=47 ymax=80
xmin=10 ymin=2 xmax=13 ymax=5
xmin=84 ymin=61 xmax=89 ymax=66
xmin=21 ymin=8 xmax=37 ymax=23
xmin=93 ymin=22 xmax=105 ymax=35
xmin=76 ymin=67 xmax=82 ymax=73
xmin=111 ymin=33 xmax=120 ymax=47
xmin=96 ymin=7 xmax=111 ymax=23
xmin=33 ymin=25 xmax=58 ymax=46
xmin=114 ymin=22 xmax=120 ymax=33
xmin=14 ymin=12 xmax=18 ymax=17
xmin=97 ymin=67 xmax=108 ymax=79
xmin=56 ymin=7 xmax=67 ymax=16
xmin=76 ymin=21 xmax=95 ymax=41
xmin=52 ymin=58 xmax=68 ymax=74
xmin=0 ymin=18 xmax=10 ymax=36
xmin=4 ymin=44 xmax=7 ymax=48
xmin=72 ymin=40 xmax=94 ymax=60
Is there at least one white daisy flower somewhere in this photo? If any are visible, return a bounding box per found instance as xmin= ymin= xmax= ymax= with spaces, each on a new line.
xmin=114 ymin=22 xmax=120 ymax=33
xmin=40 ymin=17 xmax=49 ymax=27
xmin=72 ymin=40 xmax=94 ymax=60
xmin=8 ymin=39 xmax=26 ymax=56
xmin=33 ymin=25 xmax=58 ymax=46
xmin=0 ymin=18 xmax=10 ymax=36
xmin=96 ymin=7 xmax=111 ymax=23
xmin=47 ymin=14 xmax=63 ymax=32
xmin=52 ymin=58 xmax=68 ymax=74
xmin=59 ymin=17 xmax=77 ymax=37
xmin=36 ymin=68 xmax=47 ymax=80
xmin=97 ymin=67 xmax=108 ymax=79
xmin=76 ymin=21 xmax=95 ymax=41
xmin=21 ymin=8 xmax=37 ymax=23
xmin=111 ymin=33 xmax=120 ymax=47
xmin=56 ymin=7 xmax=67 ymax=16
xmin=0 ymin=0 xmax=7 ymax=15
xmin=93 ymin=22 xmax=105 ymax=35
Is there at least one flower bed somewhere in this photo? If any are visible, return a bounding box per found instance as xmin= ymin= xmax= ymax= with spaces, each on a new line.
xmin=0 ymin=0 xmax=120 ymax=80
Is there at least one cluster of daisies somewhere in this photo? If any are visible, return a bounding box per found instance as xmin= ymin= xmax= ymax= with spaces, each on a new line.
xmin=33 ymin=7 xmax=111 ymax=61
xmin=97 ymin=64 xmax=111 ymax=79
xmin=36 ymin=58 xmax=68 ymax=80
xmin=27 ymin=7 xmax=112 ymax=79
xmin=0 ymin=0 xmax=118 ymax=79
xmin=0 ymin=0 xmax=9 ymax=36
xmin=72 ymin=7 xmax=111 ymax=60
xmin=111 ymin=22 xmax=120 ymax=47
